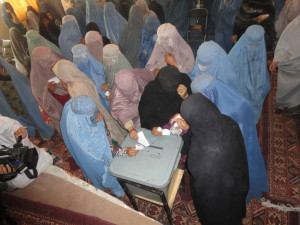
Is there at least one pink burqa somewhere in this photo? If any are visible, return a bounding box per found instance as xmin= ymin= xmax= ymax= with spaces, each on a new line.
xmin=145 ymin=23 xmax=195 ymax=73
xmin=110 ymin=68 xmax=154 ymax=128
xmin=30 ymin=46 xmax=67 ymax=132
xmin=85 ymin=31 xmax=104 ymax=63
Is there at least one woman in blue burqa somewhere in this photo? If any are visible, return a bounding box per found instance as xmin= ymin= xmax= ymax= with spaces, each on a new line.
xmin=118 ymin=5 xmax=145 ymax=68
xmin=60 ymin=95 xmax=133 ymax=197
xmin=228 ymin=25 xmax=271 ymax=123
xmin=103 ymin=2 xmax=127 ymax=45
xmin=0 ymin=57 xmax=54 ymax=139
xmin=72 ymin=44 xmax=109 ymax=111
xmin=191 ymin=74 xmax=269 ymax=203
xmin=214 ymin=0 xmax=243 ymax=53
xmin=166 ymin=0 xmax=193 ymax=37
xmin=1 ymin=2 xmax=26 ymax=35
xmin=66 ymin=0 xmax=87 ymax=37
xmin=139 ymin=14 xmax=160 ymax=68
xmin=188 ymin=40 xmax=242 ymax=94
xmin=86 ymin=0 xmax=107 ymax=37
xmin=58 ymin=15 xmax=82 ymax=61
xmin=179 ymin=93 xmax=249 ymax=225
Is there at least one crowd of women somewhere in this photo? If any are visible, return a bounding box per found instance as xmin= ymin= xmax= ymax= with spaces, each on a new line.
xmin=1 ymin=0 xmax=299 ymax=224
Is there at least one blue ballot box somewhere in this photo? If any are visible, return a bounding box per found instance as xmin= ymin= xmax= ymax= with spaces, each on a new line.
xmin=109 ymin=128 xmax=183 ymax=224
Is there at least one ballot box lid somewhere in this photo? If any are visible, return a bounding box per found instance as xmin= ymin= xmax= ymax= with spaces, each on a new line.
xmin=109 ymin=128 xmax=183 ymax=188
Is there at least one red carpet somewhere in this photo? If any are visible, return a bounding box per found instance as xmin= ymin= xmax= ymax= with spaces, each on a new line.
xmin=259 ymin=72 xmax=300 ymax=211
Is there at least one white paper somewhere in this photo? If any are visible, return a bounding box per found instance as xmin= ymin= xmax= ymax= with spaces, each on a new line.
xmin=105 ymin=91 xmax=110 ymax=96
xmin=48 ymin=77 xmax=60 ymax=84
xmin=162 ymin=129 xmax=171 ymax=135
xmin=137 ymin=131 xmax=150 ymax=147
xmin=157 ymin=127 xmax=170 ymax=135
xmin=135 ymin=144 xmax=145 ymax=150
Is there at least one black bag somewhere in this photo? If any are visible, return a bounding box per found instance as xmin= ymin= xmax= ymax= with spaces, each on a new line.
xmin=0 ymin=136 xmax=39 ymax=182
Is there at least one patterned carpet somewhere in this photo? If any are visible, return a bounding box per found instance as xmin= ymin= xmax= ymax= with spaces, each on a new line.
xmin=4 ymin=70 xmax=300 ymax=225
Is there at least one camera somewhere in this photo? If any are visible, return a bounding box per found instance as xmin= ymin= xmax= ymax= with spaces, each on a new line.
xmin=0 ymin=136 xmax=38 ymax=182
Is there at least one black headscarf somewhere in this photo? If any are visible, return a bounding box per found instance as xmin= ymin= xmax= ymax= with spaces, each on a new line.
xmin=139 ymin=65 xmax=191 ymax=130
xmin=86 ymin=22 xmax=111 ymax=46
xmin=149 ymin=0 xmax=165 ymax=24
xmin=39 ymin=13 xmax=60 ymax=46
xmin=118 ymin=0 xmax=130 ymax=20
xmin=180 ymin=93 xmax=249 ymax=225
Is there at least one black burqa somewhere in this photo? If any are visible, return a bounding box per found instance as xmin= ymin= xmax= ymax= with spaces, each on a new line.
xmin=180 ymin=93 xmax=249 ymax=225
xmin=139 ymin=65 xmax=191 ymax=130
xmin=86 ymin=22 xmax=111 ymax=46
xmin=233 ymin=0 xmax=276 ymax=50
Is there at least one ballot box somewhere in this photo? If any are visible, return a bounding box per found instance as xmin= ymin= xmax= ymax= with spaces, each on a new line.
xmin=109 ymin=128 xmax=183 ymax=224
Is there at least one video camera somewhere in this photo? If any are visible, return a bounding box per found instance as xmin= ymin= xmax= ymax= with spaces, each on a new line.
xmin=0 ymin=136 xmax=38 ymax=182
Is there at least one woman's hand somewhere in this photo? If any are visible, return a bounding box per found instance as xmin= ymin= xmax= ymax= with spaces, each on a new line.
xmin=252 ymin=14 xmax=269 ymax=23
xmin=232 ymin=35 xmax=238 ymax=44
xmin=47 ymin=82 xmax=57 ymax=94
xmin=59 ymin=79 xmax=68 ymax=91
xmin=164 ymin=52 xmax=177 ymax=67
xmin=128 ymin=127 xmax=139 ymax=140
xmin=101 ymin=82 xmax=110 ymax=91
xmin=106 ymin=92 xmax=111 ymax=100
xmin=14 ymin=127 xmax=27 ymax=140
xmin=269 ymin=61 xmax=278 ymax=72
xmin=177 ymin=84 xmax=189 ymax=99
xmin=176 ymin=118 xmax=189 ymax=131
xmin=126 ymin=147 xmax=139 ymax=157
xmin=152 ymin=127 xmax=163 ymax=136
xmin=153 ymin=68 xmax=160 ymax=76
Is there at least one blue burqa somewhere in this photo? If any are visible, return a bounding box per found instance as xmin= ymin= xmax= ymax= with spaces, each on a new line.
xmin=191 ymin=74 xmax=269 ymax=203
xmin=86 ymin=0 xmax=107 ymax=36
xmin=166 ymin=0 xmax=193 ymax=37
xmin=60 ymin=96 xmax=124 ymax=197
xmin=104 ymin=2 xmax=127 ymax=45
xmin=58 ymin=15 xmax=82 ymax=61
xmin=214 ymin=0 xmax=243 ymax=53
xmin=139 ymin=14 xmax=160 ymax=68
xmin=0 ymin=88 xmax=35 ymax=137
xmin=72 ymin=44 xmax=109 ymax=111
xmin=228 ymin=25 xmax=271 ymax=123
xmin=1 ymin=3 xmax=26 ymax=35
xmin=189 ymin=40 xmax=242 ymax=94
xmin=0 ymin=57 xmax=54 ymax=139
xmin=66 ymin=1 xmax=86 ymax=37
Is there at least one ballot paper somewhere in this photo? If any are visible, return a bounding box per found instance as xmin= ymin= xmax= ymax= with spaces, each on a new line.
xmin=137 ymin=131 xmax=150 ymax=147
xmin=48 ymin=77 xmax=60 ymax=84
xmin=135 ymin=144 xmax=145 ymax=150
xmin=157 ymin=127 xmax=171 ymax=135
